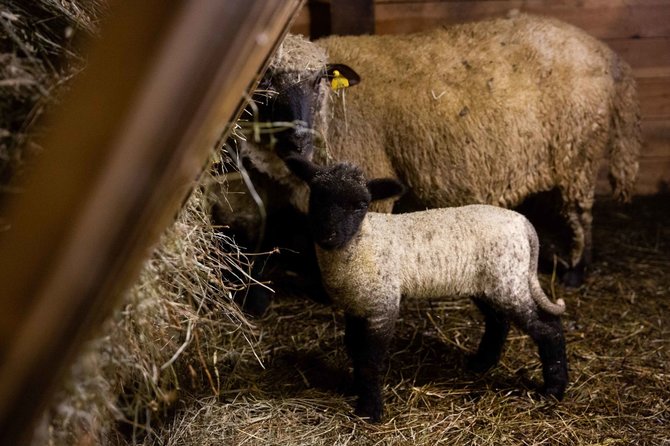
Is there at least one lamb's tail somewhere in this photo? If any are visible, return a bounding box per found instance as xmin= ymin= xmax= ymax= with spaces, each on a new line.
xmin=524 ymin=219 xmax=566 ymax=316
xmin=608 ymin=55 xmax=641 ymax=202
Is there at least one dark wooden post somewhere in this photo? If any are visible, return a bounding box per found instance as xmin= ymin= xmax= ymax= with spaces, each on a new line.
xmin=310 ymin=0 xmax=375 ymax=39
xmin=0 ymin=0 xmax=304 ymax=444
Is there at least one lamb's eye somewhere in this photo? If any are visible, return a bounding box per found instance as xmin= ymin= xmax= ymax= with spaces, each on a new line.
xmin=357 ymin=201 xmax=368 ymax=209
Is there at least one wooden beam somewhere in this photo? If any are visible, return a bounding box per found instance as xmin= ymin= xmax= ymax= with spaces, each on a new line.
xmin=0 ymin=0 xmax=304 ymax=444
xmin=374 ymin=0 xmax=670 ymax=40
xmin=309 ymin=0 xmax=375 ymax=39
xmin=332 ymin=0 xmax=375 ymax=35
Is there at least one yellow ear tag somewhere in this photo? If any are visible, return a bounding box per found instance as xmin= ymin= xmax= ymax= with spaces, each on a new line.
xmin=330 ymin=70 xmax=349 ymax=91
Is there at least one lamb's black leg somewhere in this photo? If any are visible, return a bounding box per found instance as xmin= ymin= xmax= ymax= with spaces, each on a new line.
xmin=467 ymin=298 xmax=510 ymax=373
xmin=344 ymin=313 xmax=395 ymax=422
xmin=518 ymin=312 xmax=568 ymax=400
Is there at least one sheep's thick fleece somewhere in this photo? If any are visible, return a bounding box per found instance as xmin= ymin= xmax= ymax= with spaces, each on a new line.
xmin=245 ymin=13 xmax=641 ymax=273
xmin=316 ymin=205 xmax=565 ymax=332
xmin=315 ymin=14 xmax=639 ymax=210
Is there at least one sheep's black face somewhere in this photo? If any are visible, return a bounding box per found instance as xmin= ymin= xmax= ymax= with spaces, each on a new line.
xmin=248 ymin=64 xmax=360 ymax=161
xmin=308 ymin=165 xmax=370 ymax=250
xmin=249 ymin=70 xmax=323 ymax=160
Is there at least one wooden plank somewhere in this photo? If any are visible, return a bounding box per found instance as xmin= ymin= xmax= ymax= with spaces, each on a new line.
xmin=291 ymin=4 xmax=311 ymax=36
xmin=332 ymin=0 xmax=375 ymax=35
xmin=0 ymin=0 xmax=304 ymax=444
xmin=374 ymin=0 xmax=670 ymax=39
xmin=606 ymin=37 xmax=670 ymax=78
xmin=640 ymin=120 xmax=670 ymax=158
xmin=598 ymin=159 xmax=670 ymax=196
xmin=597 ymin=162 xmax=661 ymax=196
xmin=596 ymin=119 xmax=670 ymax=195
xmin=638 ymin=77 xmax=670 ymax=120
xmin=307 ymin=0 xmax=375 ymax=39
xmin=628 ymin=158 xmax=670 ymax=195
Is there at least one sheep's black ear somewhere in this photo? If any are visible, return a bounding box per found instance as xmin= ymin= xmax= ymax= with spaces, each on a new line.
xmin=284 ymin=155 xmax=322 ymax=182
xmin=325 ymin=64 xmax=361 ymax=87
xmin=367 ymin=178 xmax=405 ymax=201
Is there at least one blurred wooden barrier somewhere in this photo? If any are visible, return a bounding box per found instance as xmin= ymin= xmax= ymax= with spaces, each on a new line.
xmin=0 ymin=0 xmax=304 ymax=444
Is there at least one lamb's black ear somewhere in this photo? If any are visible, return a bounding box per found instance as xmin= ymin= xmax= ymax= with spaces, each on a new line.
xmin=284 ymin=155 xmax=322 ymax=182
xmin=367 ymin=178 xmax=405 ymax=201
xmin=325 ymin=64 xmax=361 ymax=87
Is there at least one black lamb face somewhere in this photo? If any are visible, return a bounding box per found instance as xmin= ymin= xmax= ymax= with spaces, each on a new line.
xmin=283 ymin=156 xmax=405 ymax=250
xmin=309 ymin=165 xmax=371 ymax=250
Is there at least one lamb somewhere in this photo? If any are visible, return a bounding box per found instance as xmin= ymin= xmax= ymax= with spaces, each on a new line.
xmin=283 ymin=155 xmax=569 ymax=422
xmin=241 ymin=13 xmax=641 ymax=286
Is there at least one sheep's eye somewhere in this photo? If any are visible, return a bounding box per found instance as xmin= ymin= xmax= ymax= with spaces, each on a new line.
xmin=357 ymin=201 xmax=368 ymax=209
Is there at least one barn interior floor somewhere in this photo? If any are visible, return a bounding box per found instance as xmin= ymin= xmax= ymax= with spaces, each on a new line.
xmin=143 ymin=194 xmax=669 ymax=446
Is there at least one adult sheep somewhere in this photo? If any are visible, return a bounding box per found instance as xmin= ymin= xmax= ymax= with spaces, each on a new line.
xmin=283 ymin=155 xmax=569 ymax=422
xmin=240 ymin=13 xmax=641 ymax=286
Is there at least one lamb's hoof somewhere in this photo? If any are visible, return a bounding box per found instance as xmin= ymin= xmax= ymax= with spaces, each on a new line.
xmin=355 ymin=395 xmax=383 ymax=423
xmin=466 ymin=355 xmax=496 ymax=374
xmin=236 ymin=287 xmax=272 ymax=317
xmin=541 ymin=384 xmax=566 ymax=401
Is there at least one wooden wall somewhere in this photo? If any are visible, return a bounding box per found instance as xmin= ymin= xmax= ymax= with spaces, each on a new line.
xmin=291 ymin=0 xmax=670 ymax=196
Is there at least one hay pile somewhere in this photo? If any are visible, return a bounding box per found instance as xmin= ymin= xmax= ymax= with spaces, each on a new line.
xmin=38 ymin=171 xmax=261 ymax=445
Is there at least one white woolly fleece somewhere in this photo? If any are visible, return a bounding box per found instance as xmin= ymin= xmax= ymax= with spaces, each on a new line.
xmin=315 ymin=205 xmax=565 ymax=332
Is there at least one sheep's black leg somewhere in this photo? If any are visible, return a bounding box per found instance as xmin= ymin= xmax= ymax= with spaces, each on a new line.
xmin=563 ymin=207 xmax=593 ymax=287
xmin=517 ymin=312 xmax=568 ymax=400
xmin=344 ymin=313 xmax=394 ymax=422
xmin=234 ymin=258 xmax=272 ymax=317
xmin=562 ymin=260 xmax=586 ymax=288
xmin=562 ymin=202 xmax=592 ymax=288
xmin=467 ymin=298 xmax=510 ymax=373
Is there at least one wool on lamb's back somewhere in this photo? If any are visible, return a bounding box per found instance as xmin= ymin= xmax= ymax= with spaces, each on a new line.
xmin=317 ymin=206 xmax=546 ymax=322
xmin=315 ymin=14 xmax=639 ymax=209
